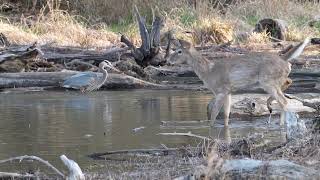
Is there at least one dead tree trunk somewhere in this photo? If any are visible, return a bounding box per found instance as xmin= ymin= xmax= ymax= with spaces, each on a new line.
xmin=121 ymin=6 xmax=164 ymax=67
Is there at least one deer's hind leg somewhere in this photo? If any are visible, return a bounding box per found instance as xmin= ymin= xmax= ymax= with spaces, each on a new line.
xmin=210 ymin=92 xmax=229 ymax=127
xmin=267 ymin=78 xmax=292 ymax=114
xmin=263 ymin=85 xmax=288 ymax=126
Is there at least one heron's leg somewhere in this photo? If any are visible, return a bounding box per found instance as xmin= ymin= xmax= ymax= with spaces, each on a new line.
xmin=224 ymin=126 xmax=231 ymax=144
xmin=210 ymin=92 xmax=228 ymax=127
xmin=80 ymin=87 xmax=85 ymax=93
xmin=223 ymin=94 xmax=231 ymax=127
xmin=207 ymin=97 xmax=215 ymax=120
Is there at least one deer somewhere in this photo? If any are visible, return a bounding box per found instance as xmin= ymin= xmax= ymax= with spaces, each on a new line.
xmin=168 ymin=38 xmax=310 ymax=127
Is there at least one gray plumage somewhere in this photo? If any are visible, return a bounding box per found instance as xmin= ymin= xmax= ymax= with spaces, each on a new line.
xmin=62 ymin=61 xmax=116 ymax=92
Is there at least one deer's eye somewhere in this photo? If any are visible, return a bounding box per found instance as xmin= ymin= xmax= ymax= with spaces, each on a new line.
xmin=251 ymin=102 xmax=256 ymax=108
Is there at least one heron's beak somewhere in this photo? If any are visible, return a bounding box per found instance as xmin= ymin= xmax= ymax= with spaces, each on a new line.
xmin=105 ymin=64 xmax=121 ymax=73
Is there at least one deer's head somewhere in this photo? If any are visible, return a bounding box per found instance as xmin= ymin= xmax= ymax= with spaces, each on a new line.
xmin=168 ymin=39 xmax=194 ymax=65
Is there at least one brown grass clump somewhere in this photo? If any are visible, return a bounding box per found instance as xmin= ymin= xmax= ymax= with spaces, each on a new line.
xmin=0 ymin=9 xmax=118 ymax=48
xmin=244 ymin=31 xmax=271 ymax=44
xmin=0 ymin=21 xmax=38 ymax=44
xmin=192 ymin=17 xmax=234 ymax=45
xmin=30 ymin=10 xmax=118 ymax=47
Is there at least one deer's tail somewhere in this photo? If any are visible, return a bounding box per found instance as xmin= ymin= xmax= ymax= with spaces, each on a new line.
xmin=281 ymin=38 xmax=310 ymax=61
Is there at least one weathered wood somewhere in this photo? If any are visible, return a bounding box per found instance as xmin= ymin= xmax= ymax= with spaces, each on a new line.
xmin=121 ymin=6 xmax=164 ymax=67
xmin=42 ymin=45 xmax=129 ymax=64
xmin=0 ymin=72 xmax=164 ymax=89
xmin=0 ymin=33 xmax=10 ymax=47
xmin=311 ymin=38 xmax=320 ymax=45
xmin=88 ymin=148 xmax=180 ymax=160
xmin=0 ymin=155 xmax=65 ymax=178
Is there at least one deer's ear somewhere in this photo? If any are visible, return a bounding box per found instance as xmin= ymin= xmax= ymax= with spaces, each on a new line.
xmin=178 ymin=39 xmax=191 ymax=49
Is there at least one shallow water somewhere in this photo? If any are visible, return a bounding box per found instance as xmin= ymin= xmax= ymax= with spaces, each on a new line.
xmin=0 ymin=90 xmax=286 ymax=171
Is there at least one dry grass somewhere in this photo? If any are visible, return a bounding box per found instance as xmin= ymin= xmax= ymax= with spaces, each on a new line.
xmin=0 ymin=10 xmax=118 ymax=48
xmin=0 ymin=0 xmax=320 ymax=48
xmin=192 ymin=17 xmax=234 ymax=45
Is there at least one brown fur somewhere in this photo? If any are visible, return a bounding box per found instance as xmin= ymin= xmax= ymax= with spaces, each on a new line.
xmin=169 ymin=39 xmax=309 ymax=127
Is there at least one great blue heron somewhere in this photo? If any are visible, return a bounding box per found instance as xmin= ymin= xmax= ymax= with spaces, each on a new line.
xmin=62 ymin=60 xmax=118 ymax=92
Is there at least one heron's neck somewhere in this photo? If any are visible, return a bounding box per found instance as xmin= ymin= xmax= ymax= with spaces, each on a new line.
xmin=98 ymin=67 xmax=108 ymax=85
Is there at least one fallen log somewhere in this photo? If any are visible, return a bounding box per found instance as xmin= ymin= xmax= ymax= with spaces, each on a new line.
xmin=42 ymin=46 xmax=130 ymax=64
xmin=0 ymin=72 xmax=164 ymax=89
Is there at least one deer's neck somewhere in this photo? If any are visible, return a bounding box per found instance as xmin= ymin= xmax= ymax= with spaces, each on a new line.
xmin=188 ymin=48 xmax=211 ymax=79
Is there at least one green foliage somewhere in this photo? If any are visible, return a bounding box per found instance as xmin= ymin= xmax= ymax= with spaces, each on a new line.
xmin=245 ymin=15 xmax=260 ymax=26
xmin=108 ymin=16 xmax=134 ymax=33
xmin=291 ymin=15 xmax=309 ymax=27
xmin=314 ymin=21 xmax=320 ymax=33
xmin=179 ymin=9 xmax=197 ymax=27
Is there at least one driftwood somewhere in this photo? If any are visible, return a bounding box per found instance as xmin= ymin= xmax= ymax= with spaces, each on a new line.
xmin=158 ymin=132 xmax=211 ymax=141
xmin=0 ymin=172 xmax=35 ymax=179
xmin=311 ymin=38 xmax=320 ymax=45
xmin=0 ymin=155 xmax=65 ymax=178
xmin=42 ymin=45 xmax=130 ymax=64
xmin=0 ymin=33 xmax=10 ymax=47
xmin=0 ymin=43 xmax=50 ymax=72
xmin=0 ymin=155 xmax=85 ymax=180
xmin=285 ymin=94 xmax=320 ymax=111
xmin=0 ymin=71 xmax=163 ymax=89
xmin=88 ymin=148 xmax=180 ymax=160
xmin=121 ymin=6 xmax=165 ymax=67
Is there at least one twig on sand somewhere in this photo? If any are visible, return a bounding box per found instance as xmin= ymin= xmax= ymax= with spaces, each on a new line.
xmin=0 ymin=155 xmax=85 ymax=180
xmin=0 ymin=155 xmax=65 ymax=178
xmin=158 ymin=132 xmax=211 ymax=141
xmin=88 ymin=148 xmax=179 ymax=159
xmin=0 ymin=172 xmax=35 ymax=178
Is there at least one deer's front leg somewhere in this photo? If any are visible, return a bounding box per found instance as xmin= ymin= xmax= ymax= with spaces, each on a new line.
xmin=210 ymin=93 xmax=228 ymax=127
xmin=223 ymin=94 xmax=231 ymax=126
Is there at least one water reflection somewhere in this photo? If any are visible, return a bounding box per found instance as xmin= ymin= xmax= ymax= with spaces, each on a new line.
xmin=0 ymin=90 xmax=284 ymax=170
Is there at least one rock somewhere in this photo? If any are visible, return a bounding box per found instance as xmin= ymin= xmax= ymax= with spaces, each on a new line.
xmin=221 ymin=159 xmax=318 ymax=179
xmin=254 ymin=18 xmax=287 ymax=40
xmin=285 ymin=112 xmax=307 ymax=140
xmin=207 ymin=94 xmax=316 ymax=120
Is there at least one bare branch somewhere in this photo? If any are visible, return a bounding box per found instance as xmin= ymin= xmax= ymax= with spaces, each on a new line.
xmin=65 ymin=59 xmax=97 ymax=70
xmin=0 ymin=155 xmax=65 ymax=178
xmin=88 ymin=148 xmax=179 ymax=159
xmin=134 ymin=5 xmax=151 ymax=55
xmin=158 ymin=132 xmax=211 ymax=141
xmin=150 ymin=7 xmax=163 ymax=48
xmin=0 ymin=172 xmax=35 ymax=178
xmin=164 ymin=30 xmax=173 ymax=59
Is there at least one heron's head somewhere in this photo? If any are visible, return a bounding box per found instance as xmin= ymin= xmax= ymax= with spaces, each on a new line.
xmin=100 ymin=60 xmax=120 ymax=72
xmin=168 ymin=39 xmax=193 ymax=65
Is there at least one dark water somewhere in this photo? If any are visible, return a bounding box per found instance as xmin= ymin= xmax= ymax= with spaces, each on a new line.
xmin=0 ymin=90 xmax=284 ymax=171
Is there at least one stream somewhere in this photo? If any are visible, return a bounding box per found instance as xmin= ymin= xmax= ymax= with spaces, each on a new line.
xmin=0 ymin=90 xmax=289 ymax=172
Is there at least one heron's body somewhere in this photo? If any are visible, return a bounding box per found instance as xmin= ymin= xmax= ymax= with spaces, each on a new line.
xmin=62 ymin=61 xmax=115 ymax=92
